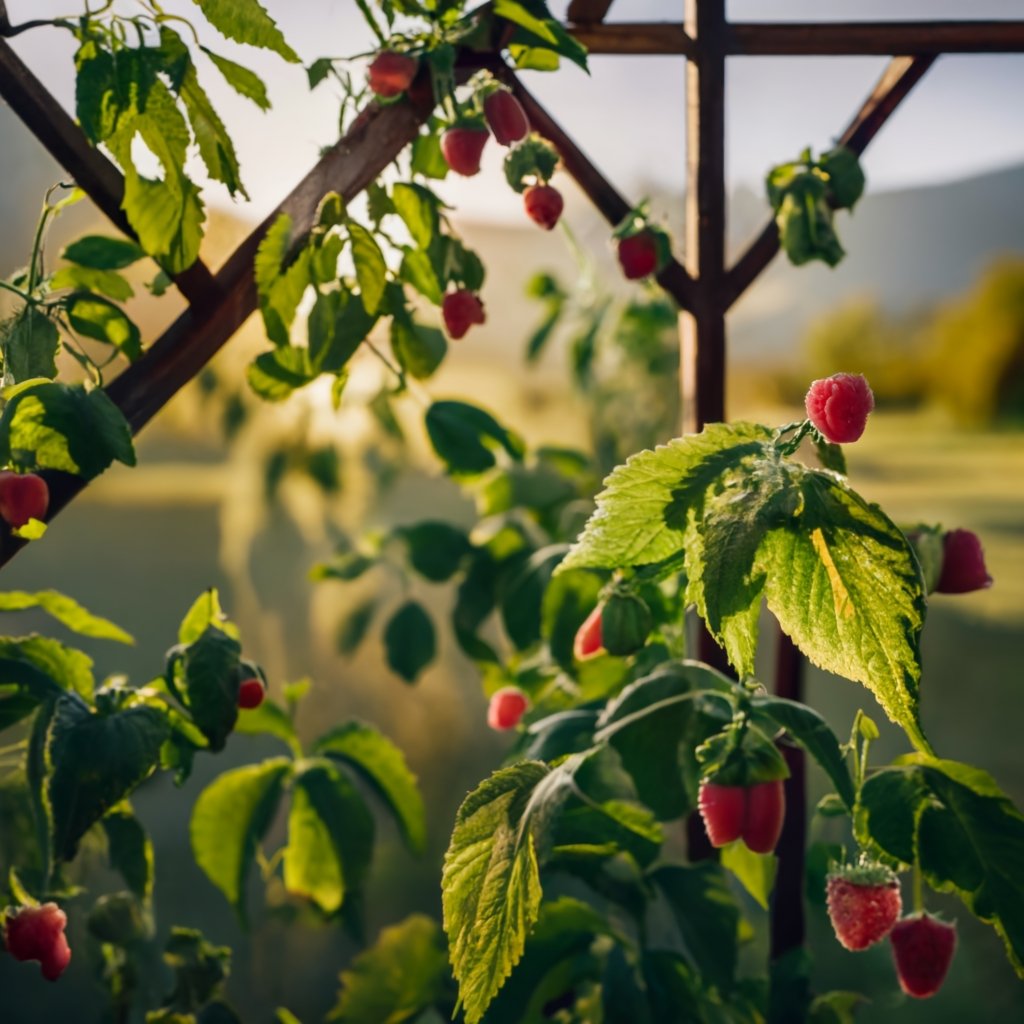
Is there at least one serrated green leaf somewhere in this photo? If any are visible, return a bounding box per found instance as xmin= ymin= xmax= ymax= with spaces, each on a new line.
xmin=0 ymin=589 xmax=133 ymax=644
xmin=2 ymin=308 xmax=60 ymax=382
xmin=442 ymin=761 xmax=551 ymax=1024
xmin=328 ymin=914 xmax=449 ymax=1024
xmin=349 ymin=223 xmax=387 ymax=315
xmin=0 ymin=635 xmax=95 ymax=700
xmin=66 ymin=293 xmax=142 ymax=360
xmin=190 ymin=758 xmax=292 ymax=922
xmin=315 ymin=721 xmax=427 ymax=855
xmin=190 ymin=0 xmax=300 ymax=63
xmin=63 ymin=234 xmax=146 ymax=270
xmin=179 ymin=61 xmax=246 ymax=197
xmin=178 ymin=625 xmax=242 ymax=751
xmin=202 ymin=47 xmax=271 ymax=110
xmin=384 ymin=601 xmax=435 ymax=683
xmin=102 ymin=805 xmax=154 ymax=901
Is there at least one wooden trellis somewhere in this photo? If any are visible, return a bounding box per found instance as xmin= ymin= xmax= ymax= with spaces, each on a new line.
xmin=1 ymin=0 xmax=1023 ymax=956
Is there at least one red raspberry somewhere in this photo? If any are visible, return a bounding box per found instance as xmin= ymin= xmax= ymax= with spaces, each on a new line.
xmin=442 ymin=290 xmax=485 ymax=340
xmin=367 ymin=51 xmax=418 ymax=98
xmin=935 ymin=528 xmax=992 ymax=594
xmin=697 ymin=779 xmax=786 ymax=854
xmin=0 ymin=471 xmax=49 ymax=528
xmin=572 ymin=604 xmax=604 ymax=661
xmin=697 ymin=782 xmax=745 ymax=847
xmin=4 ymin=902 xmax=72 ymax=981
xmin=617 ymin=231 xmax=660 ymax=280
xmin=487 ymin=686 xmax=529 ymax=730
xmin=523 ymin=184 xmax=564 ymax=231
xmin=441 ymin=126 xmax=489 ymax=177
xmin=483 ymin=90 xmax=529 ymax=146
xmin=890 ymin=913 xmax=957 ymax=999
xmin=826 ymin=864 xmax=902 ymax=950
xmin=804 ymin=373 xmax=875 ymax=444
xmin=237 ymin=677 xmax=265 ymax=710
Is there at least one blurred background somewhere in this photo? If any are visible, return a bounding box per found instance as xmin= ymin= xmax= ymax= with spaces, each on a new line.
xmin=0 ymin=0 xmax=1023 ymax=1021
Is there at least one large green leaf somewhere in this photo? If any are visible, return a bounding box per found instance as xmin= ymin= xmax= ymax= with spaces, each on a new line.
xmin=442 ymin=761 xmax=553 ymax=1024
xmin=860 ymin=755 xmax=1024 ymax=976
xmin=0 ymin=380 xmax=135 ymax=477
xmin=0 ymin=635 xmax=96 ymax=700
xmin=328 ymin=914 xmax=450 ymax=1024
xmin=315 ymin=722 xmax=427 ymax=855
xmin=2 ymin=308 xmax=59 ymax=382
xmin=0 ymin=589 xmax=133 ymax=644
xmin=190 ymin=0 xmax=300 ymax=62
xmin=46 ymin=695 xmax=168 ymax=861
xmin=190 ymin=758 xmax=292 ymax=922
xmin=284 ymin=759 xmax=375 ymax=915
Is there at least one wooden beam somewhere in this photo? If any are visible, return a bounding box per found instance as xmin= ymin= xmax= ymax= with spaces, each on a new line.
xmin=567 ymin=21 xmax=694 ymax=56
xmin=723 ymin=55 xmax=935 ymax=311
xmin=565 ymin=0 xmax=615 ymax=24
xmin=496 ymin=65 xmax=695 ymax=312
xmin=727 ymin=20 xmax=1024 ymax=56
xmin=0 ymin=91 xmax=436 ymax=568
xmin=0 ymin=39 xmax=218 ymax=306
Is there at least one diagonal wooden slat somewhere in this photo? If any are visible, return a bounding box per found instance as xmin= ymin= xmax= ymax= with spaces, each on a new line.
xmin=722 ymin=55 xmax=935 ymax=311
xmin=491 ymin=63 xmax=696 ymax=312
xmin=0 ymin=38 xmax=219 ymax=305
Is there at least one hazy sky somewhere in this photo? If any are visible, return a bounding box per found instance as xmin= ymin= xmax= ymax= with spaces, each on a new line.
xmin=6 ymin=0 xmax=1024 ymax=224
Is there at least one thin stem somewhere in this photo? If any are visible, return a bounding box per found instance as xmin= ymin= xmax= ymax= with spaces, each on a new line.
xmin=0 ymin=279 xmax=33 ymax=304
xmin=913 ymin=857 xmax=924 ymax=913
xmin=364 ymin=337 xmax=405 ymax=387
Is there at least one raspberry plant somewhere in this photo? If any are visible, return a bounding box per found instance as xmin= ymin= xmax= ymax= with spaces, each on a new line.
xmin=0 ymin=1 xmax=1021 ymax=1022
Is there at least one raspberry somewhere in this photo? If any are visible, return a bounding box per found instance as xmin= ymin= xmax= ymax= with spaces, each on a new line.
xmin=890 ymin=913 xmax=957 ymax=999
xmin=442 ymin=290 xmax=485 ymax=340
xmin=804 ymin=373 xmax=875 ymax=444
xmin=237 ymin=677 xmax=265 ymax=710
xmin=616 ymin=231 xmax=660 ymax=280
xmin=487 ymin=686 xmax=529 ymax=730
xmin=697 ymin=778 xmax=786 ymax=854
xmin=697 ymin=782 xmax=745 ymax=847
xmin=826 ymin=863 xmax=902 ymax=951
xmin=935 ymin=528 xmax=993 ymax=594
xmin=441 ymin=126 xmax=489 ymax=177
xmin=483 ymin=89 xmax=529 ymax=146
xmin=4 ymin=902 xmax=72 ymax=981
xmin=367 ymin=51 xmax=418 ymax=98
xmin=0 ymin=471 xmax=49 ymax=528
xmin=572 ymin=604 xmax=604 ymax=661
xmin=523 ymin=184 xmax=564 ymax=231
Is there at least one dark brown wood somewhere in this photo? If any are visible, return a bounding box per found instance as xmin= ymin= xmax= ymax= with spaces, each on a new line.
xmin=567 ymin=22 xmax=694 ymax=56
xmin=0 ymin=39 xmax=218 ymax=307
xmin=499 ymin=67 xmax=695 ymax=312
xmin=565 ymin=0 xmax=615 ymax=25
xmin=770 ymin=631 xmax=807 ymax=959
xmin=0 ymin=93 xmax=436 ymax=568
xmin=727 ymin=20 xmax=1024 ymax=56
xmin=723 ymin=55 xmax=934 ymax=311
xmin=680 ymin=0 xmax=727 ymax=433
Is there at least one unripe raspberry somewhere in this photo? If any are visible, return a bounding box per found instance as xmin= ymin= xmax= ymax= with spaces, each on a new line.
xmin=573 ymin=604 xmax=604 ymax=661
xmin=4 ymin=902 xmax=72 ymax=981
xmin=487 ymin=686 xmax=529 ymax=730
xmin=804 ymin=373 xmax=875 ymax=444
xmin=935 ymin=528 xmax=993 ymax=594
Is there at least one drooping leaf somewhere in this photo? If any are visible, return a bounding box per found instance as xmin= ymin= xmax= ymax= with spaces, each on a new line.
xmin=0 ymin=590 xmax=133 ymax=644
xmin=51 ymin=264 xmax=133 ymax=302
xmin=247 ymin=347 xmax=315 ymax=401
xmin=383 ymin=601 xmax=435 ymax=683
xmin=349 ymin=223 xmax=388 ymax=315
xmin=202 ymin=47 xmax=271 ymax=110
xmin=2 ymin=308 xmax=60 ymax=381
xmin=190 ymin=0 xmax=300 ymax=63
xmin=179 ymin=60 xmax=246 ymax=197
xmin=190 ymin=758 xmax=292 ymax=922
xmin=102 ymin=805 xmax=155 ymax=902
xmin=65 ymin=294 xmax=142 ymax=360
xmin=426 ymin=400 xmax=525 ymax=476
xmin=178 ymin=626 xmax=243 ymax=751
xmin=391 ymin=316 xmax=446 ymax=379
xmin=315 ymin=721 xmax=427 ymax=855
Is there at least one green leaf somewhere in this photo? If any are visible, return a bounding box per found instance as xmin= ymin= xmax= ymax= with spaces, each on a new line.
xmin=311 ymin=550 xmax=377 ymax=582
xmin=0 ymin=635 xmax=95 ymax=700
xmin=0 ymin=589 xmax=133 ymax=644
xmin=411 ymin=132 xmax=449 ymax=180
xmin=503 ymin=136 xmax=560 ymax=194
xmin=62 ymin=234 xmax=146 ymax=270
xmin=397 ymin=521 xmax=470 ymax=582
xmin=398 ymin=249 xmax=443 ymax=306
xmin=2 ymin=308 xmax=60 ymax=382
xmin=426 ymin=400 xmax=524 ymax=475
xmin=336 ymin=599 xmax=376 ymax=656
xmin=66 ymin=293 xmax=142 ymax=360
xmin=391 ymin=316 xmax=446 ymax=379
xmin=442 ymin=761 xmax=551 ymax=1024
xmin=349 ymin=223 xmax=387 ymax=315
xmin=102 ymin=805 xmax=154 ymax=901
xmin=190 ymin=758 xmax=292 ymax=921
xmin=328 ymin=915 xmax=450 ymax=1024
xmin=161 ymin=926 xmax=232 ymax=1013
xmin=190 ymin=0 xmax=300 ymax=62
xmin=178 ymin=588 xmax=239 ymax=645
xmin=178 ymin=626 xmax=243 ymax=751
xmin=384 ymin=601 xmax=435 ymax=683
xmin=751 ymin=695 xmax=855 ymax=809
xmin=392 ymin=183 xmax=440 ymax=249
xmin=540 ymin=567 xmax=603 ymax=673
xmin=284 ymin=759 xmax=375 ymax=915
xmin=775 ymin=173 xmax=844 ymax=268
xmin=51 ymin=265 xmax=134 ymax=302
xmin=494 ymin=1 xmax=589 ymax=71
xmin=179 ymin=60 xmax=246 ymax=197
xmin=500 ymin=545 xmax=565 ymax=651
xmin=47 ymin=695 xmax=169 ymax=861
xmin=235 ymin=698 xmax=302 ymax=757
xmin=122 ymin=172 xmax=205 ymax=274
xmin=720 ymin=841 xmax=777 ymax=910
xmin=818 ymin=146 xmax=865 ymax=210
xmin=202 ymin=47 xmax=271 ymax=110
xmin=247 ymin=347 xmax=315 ymax=401
xmin=861 ymin=756 xmax=1024 ymax=976
xmin=315 ymin=721 xmax=427 ymax=855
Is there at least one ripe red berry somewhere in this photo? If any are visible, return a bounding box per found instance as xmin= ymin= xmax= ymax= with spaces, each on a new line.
xmin=487 ymin=686 xmax=529 ymax=730
xmin=367 ymin=51 xmax=418 ymax=98
xmin=237 ymin=677 xmax=265 ymax=710
xmin=4 ymin=902 xmax=72 ymax=981
xmin=0 ymin=471 xmax=49 ymax=528
xmin=442 ymin=290 xmax=486 ymax=340
xmin=890 ymin=913 xmax=957 ymax=999
xmin=573 ymin=604 xmax=604 ymax=661
xmin=523 ymin=184 xmax=564 ymax=231
xmin=935 ymin=528 xmax=993 ymax=594
xmin=804 ymin=372 xmax=875 ymax=444
xmin=826 ymin=865 xmax=902 ymax=951
xmin=483 ymin=89 xmax=529 ymax=146
xmin=742 ymin=779 xmax=786 ymax=854
xmin=617 ymin=230 xmax=660 ymax=280
xmin=441 ymin=126 xmax=489 ymax=177
xmin=697 ymin=782 xmax=745 ymax=847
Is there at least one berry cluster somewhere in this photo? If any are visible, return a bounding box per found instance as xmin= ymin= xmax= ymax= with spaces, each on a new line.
xmin=3 ymin=903 xmax=72 ymax=981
